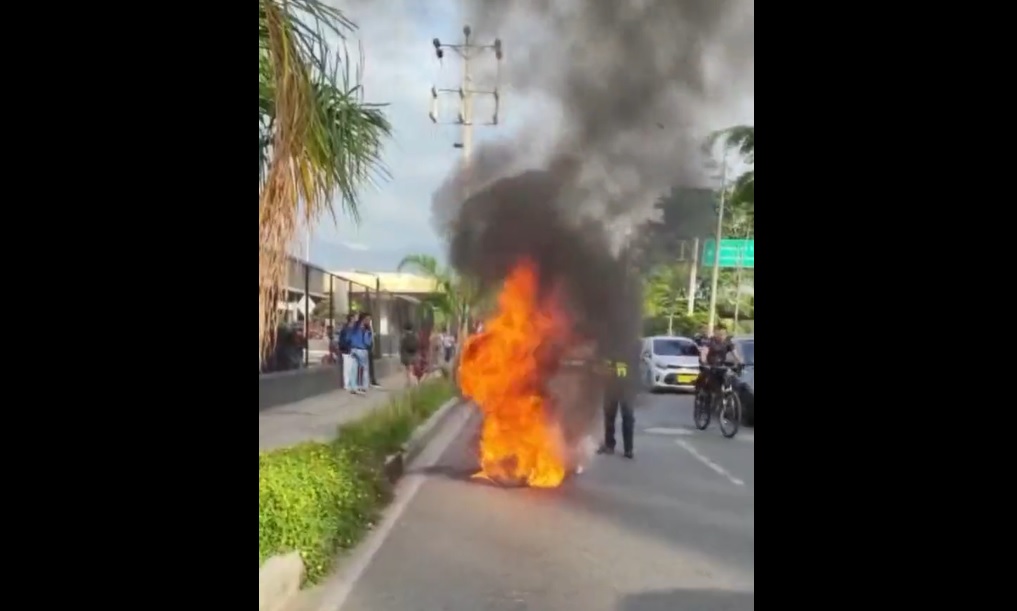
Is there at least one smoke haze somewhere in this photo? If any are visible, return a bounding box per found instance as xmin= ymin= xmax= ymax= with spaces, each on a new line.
xmin=434 ymin=0 xmax=753 ymax=443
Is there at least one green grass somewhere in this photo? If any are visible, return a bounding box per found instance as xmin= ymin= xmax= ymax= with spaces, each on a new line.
xmin=258 ymin=378 xmax=455 ymax=584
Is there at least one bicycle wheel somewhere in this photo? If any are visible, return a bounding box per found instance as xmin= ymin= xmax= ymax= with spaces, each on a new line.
xmin=693 ymin=391 xmax=711 ymax=430
xmin=718 ymin=392 xmax=742 ymax=438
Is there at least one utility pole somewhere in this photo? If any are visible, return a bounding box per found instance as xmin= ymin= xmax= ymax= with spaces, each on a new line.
xmin=429 ymin=26 xmax=503 ymax=172
xmin=733 ymin=235 xmax=744 ymax=332
xmin=707 ymin=154 xmax=728 ymax=334
xmin=428 ymin=26 xmax=503 ymax=369
xmin=733 ymin=227 xmax=753 ymax=333
xmin=687 ymin=237 xmax=699 ymax=316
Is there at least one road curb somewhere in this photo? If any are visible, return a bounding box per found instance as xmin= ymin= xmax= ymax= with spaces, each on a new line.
xmin=382 ymin=396 xmax=463 ymax=483
xmin=258 ymin=551 xmax=303 ymax=611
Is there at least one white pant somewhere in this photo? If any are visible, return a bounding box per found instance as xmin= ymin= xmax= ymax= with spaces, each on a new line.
xmin=342 ymin=353 xmax=358 ymax=390
xmin=349 ymin=348 xmax=370 ymax=391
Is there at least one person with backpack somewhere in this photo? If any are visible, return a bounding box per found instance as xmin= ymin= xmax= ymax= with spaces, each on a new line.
xmin=348 ymin=312 xmax=373 ymax=395
xmin=399 ymin=321 xmax=421 ymax=386
xmin=336 ymin=313 xmax=356 ymax=391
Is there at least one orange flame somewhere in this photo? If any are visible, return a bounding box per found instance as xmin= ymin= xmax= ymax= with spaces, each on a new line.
xmin=458 ymin=260 xmax=571 ymax=488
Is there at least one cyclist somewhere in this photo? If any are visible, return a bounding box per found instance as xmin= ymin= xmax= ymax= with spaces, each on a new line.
xmin=697 ymin=324 xmax=743 ymax=397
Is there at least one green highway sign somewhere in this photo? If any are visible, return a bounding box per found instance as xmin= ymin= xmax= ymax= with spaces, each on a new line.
xmin=702 ymin=238 xmax=754 ymax=268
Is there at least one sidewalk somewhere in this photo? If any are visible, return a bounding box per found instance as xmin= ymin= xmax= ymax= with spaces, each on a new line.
xmin=259 ymin=371 xmax=407 ymax=451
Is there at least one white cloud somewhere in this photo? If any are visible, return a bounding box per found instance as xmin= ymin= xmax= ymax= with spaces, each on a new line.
xmin=310 ymin=0 xmax=467 ymax=269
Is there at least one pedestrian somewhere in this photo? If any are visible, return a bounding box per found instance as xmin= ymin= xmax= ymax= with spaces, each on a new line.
xmin=325 ymin=324 xmax=336 ymax=364
xmin=347 ymin=312 xmax=373 ymax=395
xmin=430 ymin=327 xmax=444 ymax=367
xmin=442 ymin=327 xmax=455 ymax=363
xmin=399 ymin=321 xmax=421 ymax=387
xmin=597 ymin=341 xmax=639 ymax=459
xmin=337 ymin=313 xmax=356 ymax=391
xmin=362 ymin=313 xmax=381 ymax=389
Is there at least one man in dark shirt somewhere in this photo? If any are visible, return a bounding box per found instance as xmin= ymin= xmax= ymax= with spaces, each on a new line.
xmin=363 ymin=314 xmax=381 ymax=388
xmin=398 ymin=322 xmax=421 ymax=386
xmin=597 ymin=341 xmax=640 ymax=459
xmin=698 ymin=324 xmax=742 ymax=394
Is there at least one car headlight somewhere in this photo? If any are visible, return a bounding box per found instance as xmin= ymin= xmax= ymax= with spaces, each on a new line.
xmin=654 ymin=360 xmax=666 ymax=369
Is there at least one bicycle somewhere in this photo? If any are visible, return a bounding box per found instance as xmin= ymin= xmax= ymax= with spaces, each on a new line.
xmin=693 ymin=364 xmax=744 ymax=439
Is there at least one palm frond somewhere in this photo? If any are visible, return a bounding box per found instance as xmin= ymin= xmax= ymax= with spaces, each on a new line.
xmin=397 ymin=254 xmax=442 ymax=278
xmin=730 ymin=170 xmax=753 ymax=207
xmin=258 ymin=0 xmax=392 ymax=360
xmin=707 ymin=125 xmax=754 ymax=164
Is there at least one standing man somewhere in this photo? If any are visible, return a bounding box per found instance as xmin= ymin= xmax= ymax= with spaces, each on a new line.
xmin=325 ymin=324 xmax=336 ymax=364
xmin=348 ymin=312 xmax=373 ymax=394
xmin=362 ymin=313 xmax=381 ymax=389
xmin=337 ymin=313 xmax=356 ymax=391
xmin=597 ymin=341 xmax=639 ymax=459
xmin=442 ymin=327 xmax=455 ymax=363
xmin=399 ymin=321 xmax=421 ymax=387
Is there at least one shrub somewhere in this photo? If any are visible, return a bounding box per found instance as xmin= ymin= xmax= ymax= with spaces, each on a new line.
xmin=339 ymin=378 xmax=455 ymax=458
xmin=258 ymin=378 xmax=455 ymax=584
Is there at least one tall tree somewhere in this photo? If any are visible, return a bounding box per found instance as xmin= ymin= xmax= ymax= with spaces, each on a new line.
xmin=644 ymin=264 xmax=693 ymax=335
xmin=708 ymin=124 xmax=754 ymax=212
xmin=396 ymin=255 xmax=481 ymax=334
xmin=707 ymin=124 xmax=754 ymax=329
xmin=258 ymin=0 xmax=392 ymax=360
xmin=396 ymin=254 xmax=454 ymax=322
xmin=398 ymin=254 xmax=483 ymax=385
xmin=635 ymin=186 xmax=717 ymax=271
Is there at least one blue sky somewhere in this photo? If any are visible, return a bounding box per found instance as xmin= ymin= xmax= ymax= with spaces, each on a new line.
xmin=307 ymin=0 xmax=754 ymax=273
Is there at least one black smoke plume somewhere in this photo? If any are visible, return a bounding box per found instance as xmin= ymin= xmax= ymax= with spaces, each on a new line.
xmin=433 ymin=0 xmax=753 ymax=445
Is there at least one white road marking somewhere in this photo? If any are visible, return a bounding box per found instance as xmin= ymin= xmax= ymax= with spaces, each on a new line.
xmin=644 ymin=426 xmax=754 ymax=443
xmin=675 ymin=438 xmax=745 ymax=486
xmin=644 ymin=427 xmax=694 ymax=436
xmin=312 ymin=405 xmax=474 ymax=611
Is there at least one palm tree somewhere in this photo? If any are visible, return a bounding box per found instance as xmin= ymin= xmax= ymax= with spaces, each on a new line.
xmin=258 ymin=0 xmax=392 ymax=360
xmin=710 ymin=125 xmax=753 ymax=162
xmin=397 ymin=254 xmax=482 ymax=380
xmin=708 ymin=124 xmax=754 ymax=210
xmin=396 ymin=255 xmax=476 ymax=330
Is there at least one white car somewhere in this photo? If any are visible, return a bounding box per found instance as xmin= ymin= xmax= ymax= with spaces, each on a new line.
xmin=639 ymin=335 xmax=702 ymax=392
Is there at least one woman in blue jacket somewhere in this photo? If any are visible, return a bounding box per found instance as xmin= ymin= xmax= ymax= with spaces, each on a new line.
xmin=348 ymin=312 xmax=373 ymax=395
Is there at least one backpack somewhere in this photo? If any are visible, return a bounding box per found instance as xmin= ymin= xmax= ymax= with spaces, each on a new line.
xmin=400 ymin=331 xmax=420 ymax=355
xmin=337 ymin=327 xmax=353 ymax=353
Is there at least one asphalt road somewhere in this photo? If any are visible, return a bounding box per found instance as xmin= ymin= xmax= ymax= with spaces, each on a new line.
xmin=339 ymin=391 xmax=754 ymax=611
